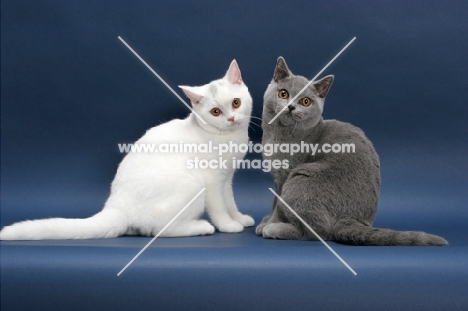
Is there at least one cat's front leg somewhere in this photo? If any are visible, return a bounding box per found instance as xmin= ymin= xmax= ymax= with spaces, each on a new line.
xmin=224 ymin=174 xmax=254 ymax=227
xmin=255 ymin=182 xmax=282 ymax=235
xmin=255 ymin=196 xmax=277 ymax=235
xmin=205 ymin=180 xmax=244 ymax=233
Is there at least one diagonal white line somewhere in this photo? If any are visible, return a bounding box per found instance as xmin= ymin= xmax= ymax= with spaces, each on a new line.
xmin=268 ymin=188 xmax=357 ymax=276
xmin=117 ymin=188 xmax=206 ymax=276
xmin=268 ymin=37 xmax=356 ymax=124
xmin=118 ymin=36 xmax=207 ymax=124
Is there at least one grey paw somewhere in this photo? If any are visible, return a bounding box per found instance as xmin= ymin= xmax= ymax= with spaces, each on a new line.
xmin=262 ymin=223 xmax=281 ymax=239
xmin=262 ymin=223 xmax=301 ymax=240
xmin=255 ymin=215 xmax=272 ymax=236
xmin=255 ymin=224 xmax=265 ymax=236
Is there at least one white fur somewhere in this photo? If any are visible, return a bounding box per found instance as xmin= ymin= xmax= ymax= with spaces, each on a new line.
xmin=0 ymin=60 xmax=254 ymax=240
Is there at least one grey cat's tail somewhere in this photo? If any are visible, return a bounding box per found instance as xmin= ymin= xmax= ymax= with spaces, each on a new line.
xmin=0 ymin=208 xmax=128 ymax=240
xmin=332 ymin=219 xmax=448 ymax=246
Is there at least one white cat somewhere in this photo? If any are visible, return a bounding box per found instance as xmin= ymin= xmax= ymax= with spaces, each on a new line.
xmin=0 ymin=60 xmax=254 ymax=240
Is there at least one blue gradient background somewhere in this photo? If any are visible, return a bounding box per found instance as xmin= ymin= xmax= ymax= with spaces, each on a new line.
xmin=1 ymin=1 xmax=467 ymax=310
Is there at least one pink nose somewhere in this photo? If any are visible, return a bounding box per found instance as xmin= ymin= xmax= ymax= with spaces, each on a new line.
xmin=228 ymin=116 xmax=235 ymax=122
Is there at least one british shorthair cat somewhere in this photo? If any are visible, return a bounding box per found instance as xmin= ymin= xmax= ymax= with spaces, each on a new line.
xmin=256 ymin=57 xmax=447 ymax=246
xmin=0 ymin=60 xmax=254 ymax=240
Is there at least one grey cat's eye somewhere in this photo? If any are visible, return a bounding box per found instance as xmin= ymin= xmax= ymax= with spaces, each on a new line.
xmin=278 ymin=89 xmax=289 ymax=99
xmin=300 ymin=97 xmax=312 ymax=107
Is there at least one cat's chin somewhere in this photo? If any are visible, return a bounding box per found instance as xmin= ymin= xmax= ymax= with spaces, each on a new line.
xmin=278 ymin=119 xmax=295 ymax=126
xmin=277 ymin=114 xmax=301 ymax=126
xmin=222 ymin=123 xmax=247 ymax=133
xmin=201 ymin=122 xmax=245 ymax=134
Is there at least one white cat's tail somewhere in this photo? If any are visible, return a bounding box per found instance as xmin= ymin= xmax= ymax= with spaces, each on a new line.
xmin=0 ymin=208 xmax=128 ymax=240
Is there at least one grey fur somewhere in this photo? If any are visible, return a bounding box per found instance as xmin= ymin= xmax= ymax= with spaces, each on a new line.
xmin=256 ymin=57 xmax=448 ymax=246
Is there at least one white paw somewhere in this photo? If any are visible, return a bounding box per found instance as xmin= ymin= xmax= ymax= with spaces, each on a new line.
xmin=201 ymin=223 xmax=216 ymax=235
xmin=217 ymin=220 xmax=244 ymax=233
xmin=234 ymin=214 xmax=255 ymax=227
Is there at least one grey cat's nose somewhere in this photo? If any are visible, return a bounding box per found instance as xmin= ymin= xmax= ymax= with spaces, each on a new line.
xmin=288 ymin=105 xmax=296 ymax=112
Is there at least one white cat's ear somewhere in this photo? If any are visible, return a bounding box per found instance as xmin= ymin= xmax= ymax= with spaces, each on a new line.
xmin=274 ymin=57 xmax=292 ymax=82
xmin=178 ymin=85 xmax=204 ymax=105
xmin=314 ymin=75 xmax=334 ymax=98
xmin=225 ymin=60 xmax=243 ymax=85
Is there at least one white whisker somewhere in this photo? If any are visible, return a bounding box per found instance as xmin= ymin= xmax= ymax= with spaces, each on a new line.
xmin=292 ymin=121 xmax=298 ymax=135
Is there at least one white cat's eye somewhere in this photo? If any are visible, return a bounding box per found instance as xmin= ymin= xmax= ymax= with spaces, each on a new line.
xmin=210 ymin=108 xmax=221 ymax=116
xmin=232 ymin=98 xmax=241 ymax=108
xmin=300 ymin=97 xmax=312 ymax=107
xmin=278 ymin=89 xmax=289 ymax=99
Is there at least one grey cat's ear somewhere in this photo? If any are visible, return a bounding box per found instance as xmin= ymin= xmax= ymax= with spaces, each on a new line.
xmin=178 ymin=85 xmax=204 ymax=105
xmin=273 ymin=57 xmax=291 ymax=82
xmin=314 ymin=75 xmax=334 ymax=98
xmin=225 ymin=59 xmax=243 ymax=85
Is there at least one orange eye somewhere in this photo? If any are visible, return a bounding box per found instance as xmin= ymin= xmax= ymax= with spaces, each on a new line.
xmin=232 ymin=98 xmax=241 ymax=108
xmin=300 ymin=97 xmax=312 ymax=107
xmin=278 ymin=89 xmax=289 ymax=99
xmin=210 ymin=108 xmax=221 ymax=116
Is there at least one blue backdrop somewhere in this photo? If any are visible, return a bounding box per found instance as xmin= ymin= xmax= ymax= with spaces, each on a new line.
xmin=1 ymin=1 xmax=467 ymax=309
xmin=2 ymin=0 xmax=467 ymax=230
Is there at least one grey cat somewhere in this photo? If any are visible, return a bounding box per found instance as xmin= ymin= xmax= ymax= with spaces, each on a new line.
xmin=255 ymin=57 xmax=447 ymax=246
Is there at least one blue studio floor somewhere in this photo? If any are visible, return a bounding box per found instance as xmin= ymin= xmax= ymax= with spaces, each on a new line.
xmin=2 ymin=168 xmax=467 ymax=310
